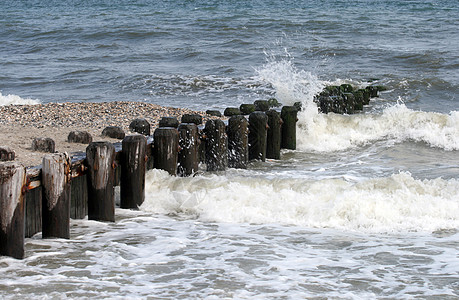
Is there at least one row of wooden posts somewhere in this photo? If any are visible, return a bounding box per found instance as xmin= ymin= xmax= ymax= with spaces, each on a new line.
xmin=0 ymin=105 xmax=298 ymax=259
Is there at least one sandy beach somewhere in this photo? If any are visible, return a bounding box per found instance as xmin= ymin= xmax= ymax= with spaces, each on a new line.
xmin=0 ymin=101 xmax=215 ymax=167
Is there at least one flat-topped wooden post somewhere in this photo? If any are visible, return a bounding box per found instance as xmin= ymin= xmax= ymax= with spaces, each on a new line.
xmin=281 ymin=106 xmax=298 ymax=150
xmin=86 ymin=142 xmax=116 ymax=222
xmin=120 ymin=135 xmax=147 ymax=209
xmin=153 ymin=127 xmax=179 ymax=175
xmin=42 ymin=153 xmax=71 ymax=239
xmin=178 ymin=123 xmax=200 ymax=176
xmin=0 ymin=162 xmax=26 ymax=259
xmin=266 ymin=110 xmax=282 ymax=160
xmin=249 ymin=111 xmax=268 ymax=161
xmin=204 ymin=119 xmax=227 ymax=171
xmin=227 ymin=115 xmax=249 ymax=169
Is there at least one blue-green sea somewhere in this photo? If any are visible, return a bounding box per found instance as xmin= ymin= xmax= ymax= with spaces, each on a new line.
xmin=1 ymin=1 xmax=458 ymax=298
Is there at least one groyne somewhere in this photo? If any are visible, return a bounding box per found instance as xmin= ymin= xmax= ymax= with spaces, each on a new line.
xmin=0 ymin=84 xmax=382 ymax=259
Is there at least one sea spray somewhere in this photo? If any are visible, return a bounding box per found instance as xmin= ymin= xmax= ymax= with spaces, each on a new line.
xmin=256 ymin=58 xmax=459 ymax=152
xmin=143 ymin=169 xmax=459 ymax=233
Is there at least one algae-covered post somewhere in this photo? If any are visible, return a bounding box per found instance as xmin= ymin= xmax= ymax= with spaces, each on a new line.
xmin=204 ymin=119 xmax=228 ymax=171
xmin=227 ymin=115 xmax=249 ymax=169
xmin=121 ymin=135 xmax=147 ymax=209
xmin=266 ymin=109 xmax=282 ymax=160
xmin=281 ymin=106 xmax=298 ymax=150
xmin=153 ymin=127 xmax=179 ymax=175
xmin=178 ymin=123 xmax=200 ymax=176
xmin=86 ymin=142 xmax=116 ymax=222
xmin=0 ymin=162 xmax=26 ymax=259
xmin=42 ymin=153 xmax=71 ymax=239
xmin=248 ymin=111 xmax=268 ymax=162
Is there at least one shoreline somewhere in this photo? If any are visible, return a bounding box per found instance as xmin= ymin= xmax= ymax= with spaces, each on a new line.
xmin=0 ymin=101 xmax=215 ymax=167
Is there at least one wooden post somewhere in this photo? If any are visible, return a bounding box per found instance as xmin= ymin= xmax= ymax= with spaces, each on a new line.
xmin=0 ymin=162 xmax=26 ymax=259
xmin=181 ymin=114 xmax=203 ymax=125
xmin=281 ymin=106 xmax=298 ymax=150
xmin=178 ymin=123 xmax=199 ymax=176
xmin=129 ymin=118 xmax=151 ymax=136
xmin=159 ymin=117 xmax=179 ymax=128
xmin=120 ymin=135 xmax=147 ymax=209
xmin=42 ymin=153 xmax=71 ymax=239
xmin=25 ymin=186 xmax=42 ymax=238
xmin=266 ymin=110 xmax=282 ymax=160
xmin=249 ymin=112 xmax=268 ymax=161
xmin=70 ymin=175 xmax=87 ymax=219
xmin=86 ymin=142 xmax=116 ymax=222
xmin=153 ymin=128 xmax=179 ymax=176
xmin=146 ymin=143 xmax=154 ymax=170
xmin=227 ymin=115 xmax=248 ymax=169
xmin=204 ymin=119 xmax=227 ymax=171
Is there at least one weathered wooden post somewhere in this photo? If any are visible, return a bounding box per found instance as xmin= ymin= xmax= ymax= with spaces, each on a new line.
xmin=281 ymin=106 xmax=298 ymax=150
xmin=153 ymin=127 xmax=179 ymax=175
xmin=129 ymin=118 xmax=151 ymax=136
xmin=181 ymin=114 xmax=203 ymax=125
xmin=159 ymin=117 xmax=179 ymax=128
xmin=120 ymin=135 xmax=147 ymax=209
xmin=266 ymin=110 xmax=282 ymax=160
xmin=70 ymin=174 xmax=87 ymax=219
xmin=204 ymin=119 xmax=227 ymax=171
xmin=86 ymin=142 xmax=116 ymax=222
xmin=249 ymin=111 xmax=268 ymax=161
xmin=227 ymin=115 xmax=248 ymax=169
xmin=25 ymin=186 xmax=42 ymax=238
xmin=0 ymin=162 xmax=26 ymax=259
xmin=41 ymin=153 xmax=71 ymax=239
xmin=178 ymin=123 xmax=199 ymax=176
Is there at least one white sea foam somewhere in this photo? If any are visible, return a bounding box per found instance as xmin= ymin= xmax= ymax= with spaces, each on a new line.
xmin=143 ymin=169 xmax=459 ymax=233
xmin=297 ymin=104 xmax=459 ymax=152
xmin=0 ymin=92 xmax=40 ymax=106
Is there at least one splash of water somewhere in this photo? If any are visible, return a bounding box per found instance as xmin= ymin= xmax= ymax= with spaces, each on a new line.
xmin=0 ymin=92 xmax=40 ymax=106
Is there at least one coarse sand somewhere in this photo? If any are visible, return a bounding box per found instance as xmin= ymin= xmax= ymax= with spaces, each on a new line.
xmin=0 ymin=101 xmax=220 ymax=167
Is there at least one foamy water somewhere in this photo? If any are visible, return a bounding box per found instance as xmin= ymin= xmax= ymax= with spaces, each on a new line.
xmin=142 ymin=169 xmax=459 ymax=233
xmin=0 ymin=209 xmax=457 ymax=299
xmin=0 ymin=92 xmax=40 ymax=106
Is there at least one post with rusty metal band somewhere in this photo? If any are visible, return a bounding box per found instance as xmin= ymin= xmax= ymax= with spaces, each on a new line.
xmin=153 ymin=127 xmax=180 ymax=175
xmin=227 ymin=115 xmax=249 ymax=169
xmin=178 ymin=123 xmax=200 ymax=176
xmin=266 ymin=110 xmax=282 ymax=160
xmin=121 ymin=135 xmax=147 ymax=209
xmin=204 ymin=119 xmax=228 ymax=171
xmin=86 ymin=142 xmax=116 ymax=222
xmin=281 ymin=106 xmax=298 ymax=150
xmin=42 ymin=153 xmax=71 ymax=239
xmin=249 ymin=111 xmax=268 ymax=162
xmin=0 ymin=162 xmax=26 ymax=259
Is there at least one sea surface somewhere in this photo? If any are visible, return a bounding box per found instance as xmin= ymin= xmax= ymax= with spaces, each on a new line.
xmin=1 ymin=0 xmax=458 ymax=299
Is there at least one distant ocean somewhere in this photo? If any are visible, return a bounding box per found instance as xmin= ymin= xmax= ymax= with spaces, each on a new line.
xmin=1 ymin=1 xmax=458 ymax=299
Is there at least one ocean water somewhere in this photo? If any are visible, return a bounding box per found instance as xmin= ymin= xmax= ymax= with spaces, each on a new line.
xmin=1 ymin=0 xmax=458 ymax=299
